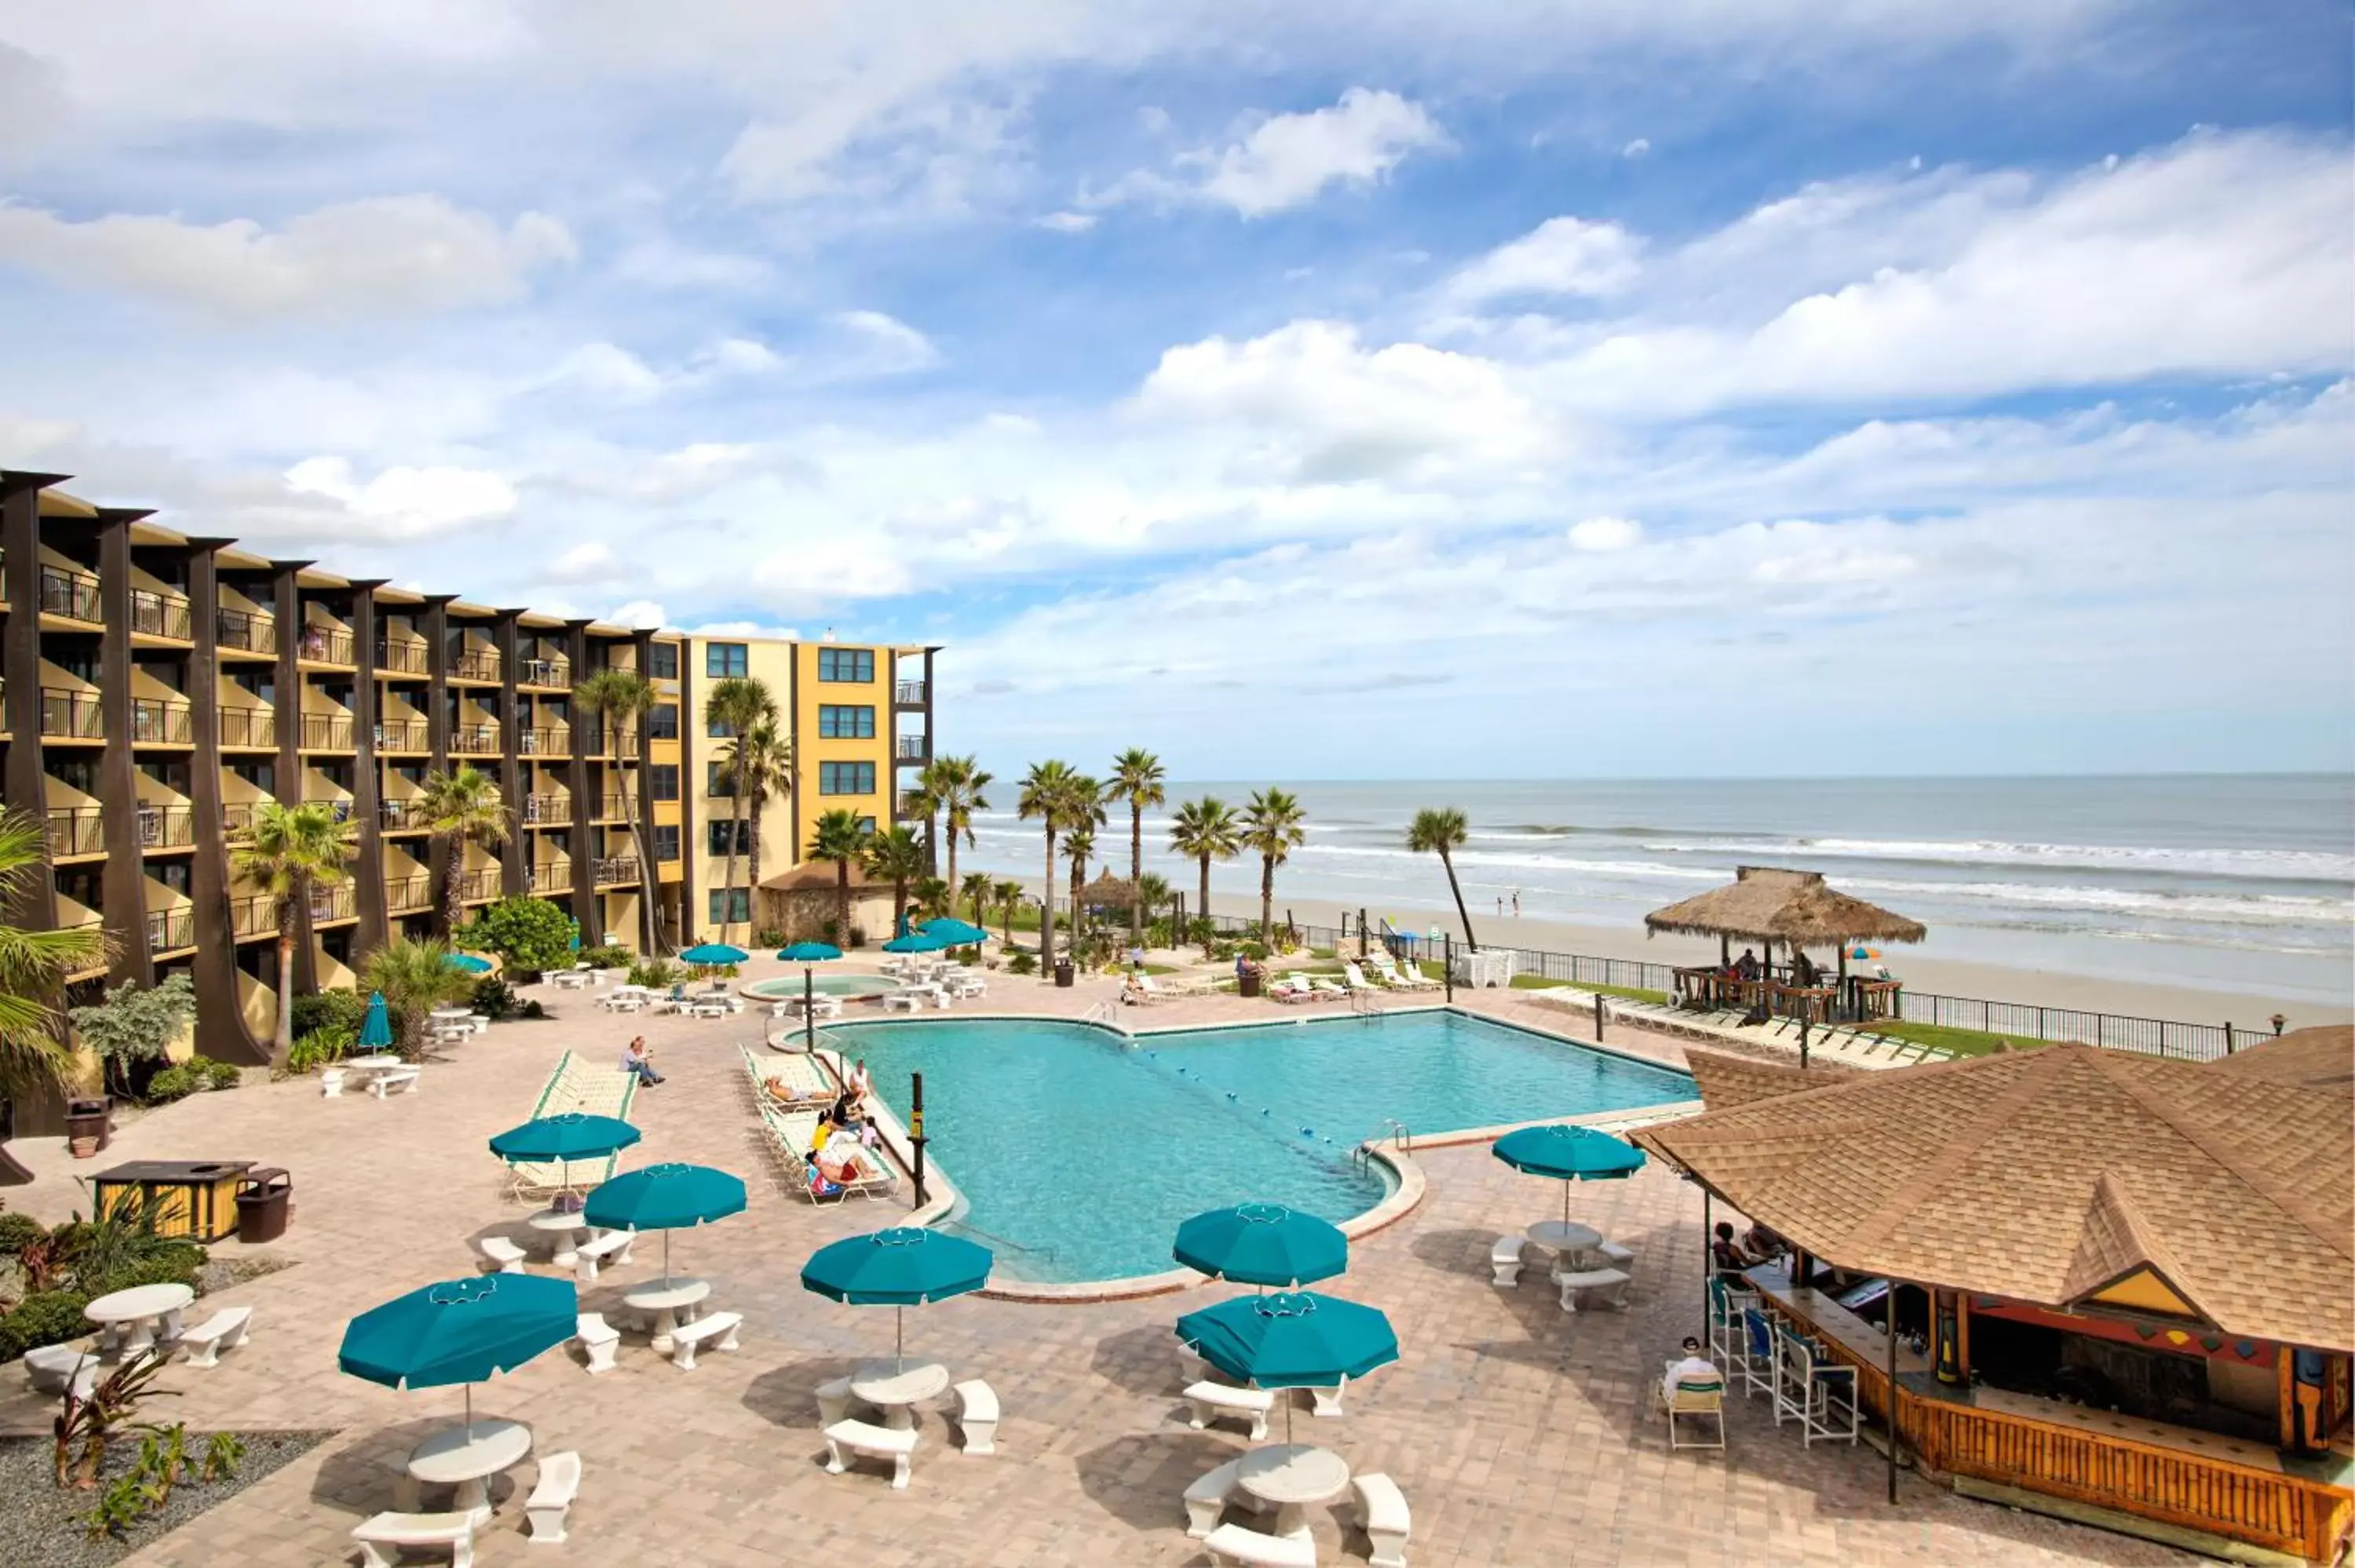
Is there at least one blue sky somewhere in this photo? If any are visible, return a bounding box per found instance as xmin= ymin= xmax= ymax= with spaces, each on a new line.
xmin=0 ymin=1 xmax=2347 ymax=781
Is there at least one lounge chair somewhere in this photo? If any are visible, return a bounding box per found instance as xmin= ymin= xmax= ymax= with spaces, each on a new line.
xmin=1663 ymin=1364 xmax=1727 ymax=1452
xmin=1268 ymin=974 xmax=1316 ymax=1005
xmin=1341 ymin=962 xmax=1383 ymax=994
xmin=1308 ymin=976 xmax=1349 ymax=1000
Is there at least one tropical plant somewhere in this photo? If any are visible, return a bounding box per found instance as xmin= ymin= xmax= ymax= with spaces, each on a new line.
xmin=135 ymin=1421 xmax=191 ymax=1508
xmin=573 ymin=665 xmax=658 ymax=949
xmin=288 ymin=988 xmax=369 ymax=1041
xmin=1168 ymin=797 xmax=1242 ymax=957
xmin=68 ymin=975 xmax=197 ymax=1099
xmin=862 ymin=826 xmax=927 ymax=937
xmin=204 ymin=1059 xmax=241 ymax=1090
xmin=993 ymin=878 xmax=1025 ymax=943
xmin=0 ymin=1210 xmax=44 ymax=1254
xmin=732 ymin=713 xmax=794 ymax=935
xmin=1240 ymin=788 xmax=1308 ymax=946
xmin=1137 ymin=872 xmax=1174 ymax=926
xmin=579 ymin=943 xmax=634 ymax=970
xmin=361 ymin=935 xmax=477 ymax=1059
xmin=626 ymin=957 xmax=683 ymax=990
xmin=1064 ymin=825 xmax=1095 ymax=945
xmin=912 ymin=875 xmax=951 ymax=921
xmin=417 ymin=766 xmax=509 ymax=938
xmin=0 ymin=1288 xmax=89 ymax=1358
xmin=913 ymin=754 xmax=993 ymax=895
xmin=959 ymin=871 xmax=994 ymax=928
xmin=457 ymin=895 xmax=574 ymax=975
xmin=53 ymin=1345 xmax=173 ymax=1488
xmin=230 ymin=800 xmax=358 ymax=1066
xmin=202 ymin=1430 xmax=245 ymax=1484
xmin=82 ymin=1475 xmax=146 ymax=1539
xmin=1017 ymin=760 xmax=1083 ymax=966
xmin=470 ymin=975 xmax=519 ymax=1020
xmin=1407 ymin=806 xmax=1480 ymax=953
xmin=703 ymin=676 xmax=778 ymax=943
xmin=1006 ymin=950 xmax=1038 ymax=976
xmin=142 ymin=1063 xmax=206 ymax=1103
xmin=284 ymin=1026 xmax=352 ymax=1075
xmin=0 ymin=812 xmax=111 ymax=1102
xmin=806 ymin=809 xmax=872 ymax=944
xmin=1106 ymin=747 xmax=1166 ymax=946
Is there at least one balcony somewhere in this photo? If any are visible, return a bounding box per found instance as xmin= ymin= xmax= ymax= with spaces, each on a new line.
xmin=216 ymin=607 xmax=276 ymax=655
xmin=525 ymin=862 xmax=570 ymax=894
xmin=131 ymin=698 xmax=195 ymax=746
xmin=129 ymin=586 xmax=194 ymax=642
xmin=380 ymin=798 xmax=433 ymax=833
xmin=594 ymin=793 xmax=630 ymax=821
xmin=895 ymin=679 xmax=928 ymax=706
xmin=39 ymin=563 xmax=102 ymax=624
xmin=522 ymin=793 xmax=572 ymax=826
xmin=517 ymin=657 xmax=571 ymax=690
xmin=38 ymin=687 xmax=104 ymax=741
xmin=137 ymin=803 xmax=195 ymax=851
xmin=520 ymin=727 xmax=570 ymax=758
xmin=589 ymin=727 xmax=642 ymax=759
xmin=385 ymin=873 xmax=434 ymax=913
xmin=296 ymin=624 xmax=356 ymax=666
xmin=46 ymin=807 xmax=104 ymax=859
xmin=374 ymin=718 xmax=430 ymax=753
xmin=298 ymin=714 xmax=356 ymax=751
xmin=229 ymin=892 xmax=276 ymax=939
xmin=899 ymin=792 xmax=926 ymax=818
xmin=222 ymin=801 xmax=268 ymax=837
xmin=895 ymin=734 xmax=929 ymax=762
xmin=145 ymin=906 xmax=197 ymax=954
xmin=309 ymin=883 xmax=358 ymax=924
xmin=374 ymin=638 xmax=429 ymax=676
xmin=218 ymin=706 xmax=277 ymax=749
xmin=451 ymin=647 xmax=502 ymax=684
xmin=450 ymin=724 xmax=501 ymax=756
xmin=594 ymin=855 xmax=641 ymax=886
xmin=459 ymin=866 xmax=501 ymax=903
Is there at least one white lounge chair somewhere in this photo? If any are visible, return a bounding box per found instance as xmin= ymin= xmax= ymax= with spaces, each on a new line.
xmin=1308 ymin=976 xmax=1349 ymax=1000
xmin=670 ymin=1310 xmax=743 ymax=1369
xmin=1203 ymin=1522 xmax=1317 ymax=1567
xmin=1268 ymin=974 xmax=1316 ymax=1005
xmin=823 ymin=1418 xmax=918 ymax=1489
xmin=524 ymin=1451 xmax=582 ymax=1543
xmin=1184 ymin=1380 xmax=1273 ymax=1440
xmin=953 ymin=1379 xmax=998 ymax=1454
xmin=1342 ymin=961 xmax=1383 ymax=994
xmin=176 ymin=1306 xmax=254 ymax=1369
xmin=575 ymin=1312 xmax=619 ymax=1373
xmin=352 ymin=1511 xmax=478 ymax=1568
xmin=1351 ymin=1472 xmax=1412 ymax=1568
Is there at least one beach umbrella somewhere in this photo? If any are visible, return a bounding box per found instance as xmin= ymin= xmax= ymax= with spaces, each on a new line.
xmin=679 ymin=943 xmax=748 ymax=967
xmin=447 ymin=953 xmax=493 ymax=975
xmin=880 ymin=929 xmax=953 ymax=954
xmin=1492 ymin=1124 xmax=1645 ymax=1229
xmin=488 ymin=1113 xmax=641 ymax=1198
xmin=919 ymin=917 xmax=990 ymax=946
xmin=1176 ymin=1289 xmax=1399 ymax=1442
xmin=1174 ymin=1202 xmax=1347 ymax=1291
xmin=776 ymin=940 xmax=844 ymax=1050
xmin=357 ymin=991 xmax=394 ymax=1054
xmin=801 ymin=1225 xmax=993 ymax=1370
xmin=582 ymin=1162 xmax=746 ymax=1285
xmin=339 ymin=1273 xmax=576 ymax=1438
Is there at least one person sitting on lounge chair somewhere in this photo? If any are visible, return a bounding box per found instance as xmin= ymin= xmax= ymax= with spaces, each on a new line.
xmin=1121 ymin=972 xmax=1148 ymax=1006
xmin=1661 ymin=1337 xmax=1721 ymax=1406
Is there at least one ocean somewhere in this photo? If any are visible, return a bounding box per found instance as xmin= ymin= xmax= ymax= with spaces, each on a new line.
xmin=959 ymin=774 xmax=2354 ymax=1007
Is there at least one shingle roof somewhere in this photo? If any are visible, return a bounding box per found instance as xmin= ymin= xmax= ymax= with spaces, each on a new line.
xmin=1643 ymin=865 xmax=1927 ymax=946
xmin=1632 ymin=1043 xmax=2354 ymax=1350
xmin=1684 ymin=1050 xmax=1828 ymax=1110
xmin=2211 ymin=1025 xmax=2353 ymax=1091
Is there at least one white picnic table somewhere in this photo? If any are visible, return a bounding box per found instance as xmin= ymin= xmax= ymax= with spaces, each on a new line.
xmin=1236 ymin=1442 xmax=1352 ymax=1540
xmin=526 ymin=1209 xmax=593 ymax=1268
xmin=400 ymin=1418 xmax=532 ymax=1520
xmin=623 ymin=1277 xmax=710 ymax=1354
xmin=1526 ymin=1220 xmax=1602 ymax=1259
xmin=850 ymin=1358 xmax=951 ymax=1430
xmin=548 ymin=969 xmax=592 ymax=990
xmin=86 ymin=1282 xmax=196 ymax=1360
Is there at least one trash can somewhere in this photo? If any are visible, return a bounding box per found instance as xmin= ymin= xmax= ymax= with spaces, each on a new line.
xmin=64 ymin=1096 xmax=111 ymax=1158
xmin=1053 ymin=957 xmax=1075 ymax=988
xmin=234 ymin=1168 xmax=292 ymax=1244
xmin=1238 ymin=969 xmax=1263 ymax=999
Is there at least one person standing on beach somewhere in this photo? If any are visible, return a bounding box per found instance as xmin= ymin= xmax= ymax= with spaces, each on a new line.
xmin=1512 ymin=889 xmax=1521 ymax=917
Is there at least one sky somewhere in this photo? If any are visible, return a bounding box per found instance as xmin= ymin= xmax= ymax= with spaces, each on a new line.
xmin=0 ymin=2 xmax=2349 ymax=782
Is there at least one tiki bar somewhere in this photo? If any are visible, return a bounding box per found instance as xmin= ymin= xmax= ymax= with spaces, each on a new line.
xmin=1633 ymin=1028 xmax=2355 ymax=1564
xmin=1645 ymin=866 xmax=1926 ymax=1024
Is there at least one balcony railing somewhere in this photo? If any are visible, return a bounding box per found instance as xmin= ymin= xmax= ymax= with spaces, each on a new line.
xmin=39 ymin=563 xmax=101 ymax=623
xmin=459 ymin=866 xmax=501 ymax=903
xmin=374 ymin=719 xmax=429 ymax=752
xmin=588 ymin=727 xmax=643 ymax=758
xmin=222 ymin=801 xmax=267 ymax=837
xmin=895 ymin=680 xmax=928 ymax=706
xmin=219 ymin=706 xmax=276 ymax=748
xmin=145 ymin=906 xmax=196 ymax=953
xmin=520 ymin=727 xmax=570 ymax=757
xmin=374 ymin=638 xmax=429 ymax=676
xmin=594 ymin=856 xmax=641 ymax=886
xmin=895 ymin=734 xmax=928 ymax=761
xmin=229 ymin=893 xmax=276 ymax=939
xmin=130 ymin=586 xmax=195 ymax=641
xmin=137 ymin=803 xmax=195 ymax=850
xmin=299 ymin=714 xmax=355 ymax=750
xmin=38 ymin=687 xmax=104 ymax=740
xmin=296 ymin=625 xmax=356 ymax=665
xmin=525 ymin=862 xmax=571 ymax=893
xmin=131 ymin=698 xmax=195 ymax=746
xmin=216 ymin=607 xmax=276 ymax=655
xmin=594 ymin=793 xmax=630 ymax=821
xmin=451 ymin=647 xmax=502 ymax=683
xmin=899 ymin=792 xmax=926 ymax=818
xmin=385 ymin=873 xmax=434 ymax=913
xmin=46 ymin=807 xmax=104 ymax=859
xmin=380 ymin=798 xmax=433 ymax=832
xmin=518 ymin=658 xmax=571 ymax=689
xmin=522 ymin=793 xmax=572 ymax=826
xmin=309 ymin=883 xmax=358 ymax=924
xmin=450 ymin=724 xmax=501 ymax=755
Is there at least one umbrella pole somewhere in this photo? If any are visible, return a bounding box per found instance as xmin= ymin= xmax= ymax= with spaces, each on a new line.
xmin=663 ymin=1230 xmax=672 ymax=1285
xmin=896 ymin=1304 xmax=905 ymax=1372
xmin=805 ymin=968 xmax=816 ymax=1052
xmin=464 ymin=1384 xmax=473 ymax=1441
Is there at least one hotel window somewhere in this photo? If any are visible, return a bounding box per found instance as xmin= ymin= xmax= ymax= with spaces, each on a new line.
xmin=647 ymin=703 xmax=678 ymax=739
xmin=817 ymin=647 xmax=874 ymax=683
xmin=706 ymin=888 xmax=750 ymax=924
xmin=706 ymin=819 xmax=751 ymax=856
xmin=648 ymin=642 xmax=678 ymax=680
xmin=648 ymin=764 xmax=679 ymax=801
xmin=706 ymin=761 xmax=736 ymax=797
xmin=706 ymin=643 xmax=748 ymax=679
xmin=819 ymin=761 xmax=875 ymax=796
xmin=817 ymin=704 xmax=875 ymax=738
xmin=651 ymin=824 xmax=681 ymax=862
xmin=856 ymin=816 xmax=876 ymax=837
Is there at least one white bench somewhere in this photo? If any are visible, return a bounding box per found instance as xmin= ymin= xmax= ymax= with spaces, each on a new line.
xmin=524 ymin=1450 xmax=581 ymax=1544
xmin=478 ymin=1237 xmax=528 ymax=1274
xmin=823 ymin=1417 xmax=918 ymax=1490
xmin=1490 ymin=1234 xmax=1525 ymax=1286
xmin=1185 ymin=1457 xmax=1247 ymax=1537
xmin=370 ymin=1067 xmax=423 ymax=1098
xmin=670 ymin=1310 xmax=742 ymax=1369
xmin=816 ymin=1374 xmax=857 ymax=1427
xmin=1304 ymin=1381 xmax=1347 ymax=1418
xmin=1203 ymin=1521 xmax=1318 ymax=1567
xmin=24 ymin=1344 xmax=97 ymax=1396
xmin=1185 ymin=1380 xmax=1273 ymax=1441
xmin=1594 ymin=1240 xmax=1635 ymax=1269
xmin=177 ymin=1306 xmax=253 ymax=1369
xmin=352 ymin=1511 xmax=478 ymax=1568
xmin=573 ymin=1229 xmax=634 ymax=1280
xmin=575 ymin=1312 xmax=619 ymax=1374
xmin=953 ymin=1378 xmax=998 ymax=1455
xmin=881 ymin=991 xmax=925 ymax=1013
xmin=1352 ymin=1471 xmax=1412 ymax=1568
xmin=1554 ymin=1267 xmax=1631 ymax=1313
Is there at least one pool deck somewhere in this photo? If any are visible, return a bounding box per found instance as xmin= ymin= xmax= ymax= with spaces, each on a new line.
xmin=0 ymin=955 xmax=2195 ymax=1566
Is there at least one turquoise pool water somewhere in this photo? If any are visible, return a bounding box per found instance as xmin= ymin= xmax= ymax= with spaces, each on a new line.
xmin=743 ymin=974 xmax=894 ymax=1000
xmin=827 ymin=1011 xmax=1694 ymax=1284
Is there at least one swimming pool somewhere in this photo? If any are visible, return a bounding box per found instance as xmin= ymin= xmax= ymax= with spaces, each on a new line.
xmin=742 ymin=974 xmax=896 ymax=1001
xmin=827 ymin=1011 xmax=1694 ymax=1284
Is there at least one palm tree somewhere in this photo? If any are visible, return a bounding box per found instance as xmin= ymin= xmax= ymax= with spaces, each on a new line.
xmin=960 ymin=870 xmax=993 ymax=927
xmin=703 ymin=676 xmax=777 ymax=941
xmin=1106 ymin=747 xmax=1166 ymax=947
xmin=1063 ymin=826 xmax=1095 ymax=950
xmin=232 ymin=800 xmax=359 ymax=1064
xmin=863 ymin=827 xmax=927 ymax=936
xmin=1168 ymin=797 xmax=1241 ymax=957
xmin=360 ymin=935 xmax=477 ymax=1062
xmin=1408 ymin=807 xmax=1480 ymax=953
xmin=418 ymin=766 xmax=509 ymax=938
xmin=1240 ymin=788 xmax=1308 ymax=946
xmin=992 ymin=878 xmax=1025 ymax=943
xmin=1017 ymin=760 xmax=1082 ymax=965
xmin=912 ymin=876 xmax=951 ymax=921
xmin=806 ymin=808 xmax=871 ymax=944
xmin=913 ymin=754 xmax=993 ymax=892
xmin=732 ymin=714 xmax=794 ymax=939
xmin=0 ymin=812 xmax=111 ymax=1099
xmin=1137 ymin=872 xmax=1174 ymax=932
xmin=573 ymin=667 xmax=656 ymax=949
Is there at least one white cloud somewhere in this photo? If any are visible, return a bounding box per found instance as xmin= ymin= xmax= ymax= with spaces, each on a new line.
xmin=607 ymin=599 xmax=669 ymax=630
xmin=0 ymin=195 xmax=573 ymax=319
xmin=834 ymin=310 xmax=940 ymax=374
xmin=546 ymin=540 xmax=619 ymax=583
xmin=281 ymin=456 xmax=517 ymax=538
xmin=1036 ymin=210 xmax=1098 ymax=232
xmin=1444 ymin=216 xmax=1643 ymax=304
xmin=543 ymin=342 xmax=667 ymax=400
xmin=1567 ymin=516 xmax=1643 ymax=551
xmin=1137 ymin=105 xmax=1172 ymax=134
xmin=1620 ymin=137 xmax=1650 ymax=159
xmin=1090 ymin=88 xmax=1449 ymax=217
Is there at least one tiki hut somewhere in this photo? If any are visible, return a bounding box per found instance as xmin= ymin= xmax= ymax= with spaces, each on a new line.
xmin=1646 ymin=866 xmax=1926 ymax=1018
xmin=1634 ymin=1045 xmax=2355 ymax=1561
xmin=1078 ymin=870 xmax=1142 ymax=917
xmin=757 ymin=860 xmax=891 ymax=944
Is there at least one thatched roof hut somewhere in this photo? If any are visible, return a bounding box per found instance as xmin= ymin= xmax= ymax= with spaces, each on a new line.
xmin=1079 ymin=870 xmax=1141 ymax=910
xmin=1644 ymin=866 xmax=1926 ymax=950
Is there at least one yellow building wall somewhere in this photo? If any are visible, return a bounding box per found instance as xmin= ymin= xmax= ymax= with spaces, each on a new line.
xmin=793 ymin=641 xmax=893 ymax=856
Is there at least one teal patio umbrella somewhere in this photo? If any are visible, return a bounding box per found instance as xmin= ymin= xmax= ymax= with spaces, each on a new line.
xmin=801 ymin=1226 xmax=993 ymax=1369
xmin=357 ymin=991 xmax=394 ymax=1056
xmin=880 ymin=930 xmax=952 ymax=954
xmin=339 ymin=1273 xmax=576 ymax=1437
xmin=1491 ymin=1123 xmax=1645 ymax=1229
xmin=1174 ymin=1203 xmax=1347 ymax=1291
xmin=919 ymin=917 xmax=989 ymax=946
xmin=1175 ymin=1289 xmax=1400 ymax=1442
xmin=582 ymin=1162 xmax=746 ymax=1285
xmin=776 ymin=940 xmax=844 ymax=1050
xmin=679 ymin=943 xmax=747 ymax=967
xmin=447 ymin=953 xmax=492 ymax=975
xmin=488 ymin=1113 xmax=641 ymax=1198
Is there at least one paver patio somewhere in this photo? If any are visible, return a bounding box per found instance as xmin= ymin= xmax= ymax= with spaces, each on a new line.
xmin=0 ymin=959 xmax=2200 ymax=1566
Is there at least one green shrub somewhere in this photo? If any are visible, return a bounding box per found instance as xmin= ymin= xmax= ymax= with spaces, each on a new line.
xmin=203 ymin=1059 xmax=243 ymax=1090
xmin=290 ymin=988 xmax=370 ymax=1040
xmin=579 ymin=943 xmax=633 ymax=969
xmin=521 ymin=999 xmax=546 ymax=1020
xmin=145 ymin=1064 xmax=206 ymax=1103
xmin=1240 ymin=940 xmax=1269 ymax=961
xmin=1006 ymin=950 xmax=1038 ymax=975
xmin=84 ymin=1245 xmax=205 ymax=1301
xmin=0 ymin=1211 xmax=44 ymax=1256
xmin=626 ymin=957 xmax=682 ymax=990
xmin=286 ymin=1025 xmax=353 ymax=1074
xmin=470 ymin=977 xmax=519 ymax=1020
xmin=0 ymin=1289 xmax=90 ymax=1361
xmin=457 ymin=895 xmax=577 ymax=973
xmin=754 ymin=928 xmax=785 ymax=949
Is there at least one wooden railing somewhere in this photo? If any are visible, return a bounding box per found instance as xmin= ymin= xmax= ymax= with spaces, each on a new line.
xmin=46 ymin=807 xmax=104 ymax=858
xmin=131 ymin=698 xmax=195 ymax=746
xmin=522 ymin=793 xmax=572 ymax=826
xmin=229 ymin=894 xmax=276 ymax=939
xmin=594 ymin=855 xmax=640 ymax=885
xmin=299 ymin=713 xmax=355 ymax=750
xmin=385 ymin=873 xmax=434 ymax=913
xmin=517 ymin=657 xmax=571 ymax=689
xmin=219 ymin=706 xmax=276 ymax=748
xmin=38 ymin=687 xmax=103 ymax=740
xmin=374 ymin=719 xmax=429 ymax=752
xmin=145 ymin=907 xmax=196 ymax=952
xmin=520 ymin=727 xmax=570 ymax=757
xmin=381 ymin=799 xmax=433 ymax=832
xmin=130 ymin=586 xmax=194 ymax=640
xmin=137 ymin=804 xmax=195 ymax=849
xmin=450 ymin=724 xmax=500 ymax=755
xmin=375 ymin=638 xmax=429 ymax=675
xmin=451 ymin=647 xmax=501 ymax=683
xmin=216 ymin=607 xmax=276 ymax=655
xmin=297 ymin=624 xmax=356 ymax=665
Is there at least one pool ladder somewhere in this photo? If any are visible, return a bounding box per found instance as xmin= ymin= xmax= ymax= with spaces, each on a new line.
xmin=1353 ymin=1120 xmax=1411 ymax=1172
xmin=1349 ymin=987 xmax=1386 ymax=1016
xmin=1082 ymin=999 xmax=1130 ymax=1037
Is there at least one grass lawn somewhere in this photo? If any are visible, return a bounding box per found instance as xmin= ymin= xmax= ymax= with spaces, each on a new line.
xmin=1860 ymin=1019 xmax=2036 ymax=1057
xmin=1510 ymin=976 xmax=1671 ymax=1006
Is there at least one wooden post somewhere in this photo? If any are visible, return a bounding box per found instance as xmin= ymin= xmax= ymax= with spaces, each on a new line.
xmin=910 ymin=1070 xmax=927 ymax=1209
xmin=1594 ymin=992 xmax=1605 ymax=1043
xmin=1443 ymin=933 xmax=1453 ymax=1003
xmin=2225 ymin=1021 xmax=2236 ymax=1055
xmin=1886 ymin=1282 xmax=1902 ymax=1504
xmin=1799 ymin=1017 xmax=1810 ymax=1070
xmin=1702 ymin=1188 xmax=1713 ymax=1343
